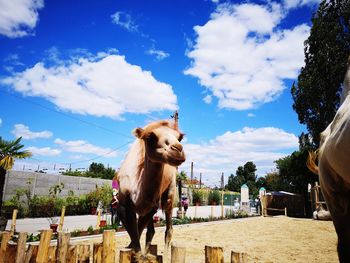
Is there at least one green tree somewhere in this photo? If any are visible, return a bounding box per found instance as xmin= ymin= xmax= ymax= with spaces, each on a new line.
xmin=225 ymin=161 xmax=258 ymax=196
xmin=291 ymin=0 xmax=350 ymax=147
xmin=0 ymin=137 xmax=32 ymax=214
xmin=86 ymin=162 xmax=115 ymax=179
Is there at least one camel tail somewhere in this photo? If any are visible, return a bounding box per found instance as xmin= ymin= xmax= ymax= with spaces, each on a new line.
xmin=307 ymin=150 xmax=319 ymax=175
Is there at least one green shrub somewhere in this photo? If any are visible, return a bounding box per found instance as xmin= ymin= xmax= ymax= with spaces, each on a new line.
xmin=208 ymin=190 xmax=221 ymax=205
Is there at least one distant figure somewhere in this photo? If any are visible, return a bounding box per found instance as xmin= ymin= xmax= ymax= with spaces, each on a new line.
xmin=256 ymin=197 xmax=262 ymax=215
xmin=181 ymin=195 xmax=189 ymax=213
xmin=111 ymin=188 xmax=120 ymax=226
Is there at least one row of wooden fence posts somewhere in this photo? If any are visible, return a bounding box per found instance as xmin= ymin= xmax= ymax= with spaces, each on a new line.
xmin=1 ymin=229 xmax=248 ymax=263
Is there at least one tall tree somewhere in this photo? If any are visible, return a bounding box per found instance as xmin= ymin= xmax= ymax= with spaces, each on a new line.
xmin=225 ymin=161 xmax=258 ymax=196
xmin=291 ymin=0 xmax=350 ymax=147
xmin=0 ymin=137 xmax=31 ymax=214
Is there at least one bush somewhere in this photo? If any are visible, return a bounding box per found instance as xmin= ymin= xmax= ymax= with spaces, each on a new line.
xmin=208 ymin=190 xmax=221 ymax=205
xmin=192 ymin=190 xmax=202 ymax=205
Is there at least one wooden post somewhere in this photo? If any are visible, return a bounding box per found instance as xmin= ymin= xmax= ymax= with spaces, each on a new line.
xmin=231 ymin=251 xmax=248 ymax=263
xmin=284 ymin=207 xmax=287 ymax=217
xmin=24 ymin=245 xmax=39 ymax=263
xmin=96 ymin=210 xmax=101 ymax=230
xmin=59 ymin=206 xmax=66 ymax=232
xmin=15 ymin=232 xmax=28 ymax=263
xmin=171 ymin=245 xmax=186 ymax=263
xmin=119 ymin=249 xmax=132 ymax=263
xmin=102 ymin=230 xmax=115 ymax=263
xmin=0 ymin=232 xmax=12 ymax=263
xmin=194 ymin=205 xmax=197 ymax=218
xmin=205 ymin=246 xmax=224 ymax=263
xmin=10 ymin=209 xmax=18 ymax=234
xmin=211 ymin=206 xmax=214 ymax=218
xmin=93 ymin=243 xmax=102 ymax=263
xmin=221 ymin=191 xmax=224 ymax=219
xmin=57 ymin=232 xmax=70 ymax=263
xmin=36 ymin=229 xmax=53 ymax=263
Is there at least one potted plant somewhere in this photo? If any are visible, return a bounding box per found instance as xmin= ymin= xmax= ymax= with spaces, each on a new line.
xmin=192 ymin=190 xmax=202 ymax=206
xmin=46 ymin=183 xmax=64 ymax=232
xmin=208 ymin=190 xmax=221 ymax=205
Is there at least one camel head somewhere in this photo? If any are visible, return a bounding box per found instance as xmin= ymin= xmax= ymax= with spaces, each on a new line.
xmin=133 ymin=120 xmax=186 ymax=166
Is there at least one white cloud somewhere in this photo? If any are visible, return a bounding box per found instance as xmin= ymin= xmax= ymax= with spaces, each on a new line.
xmin=54 ymin=138 xmax=118 ymax=157
xmin=0 ymin=0 xmax=44 ymax=38
xmin=181 ymin=126 xmax=298 ymax=185
xmin=0 ymin=118 xmax=2 ymax=126
xmin=12 ymin=124 xmax=52 ymax=139
xmin=111 ymin=11 xmax=138 ymax=32
xmin=203 ymin=94 xmax=212 ymax=104
xmin=185 ymin=2 xmax=310 ymax=110
xmin=2 ymin=51 xmax=178 ymax=119
xmin=26 ymin=146 xmax=61 ymax=156
xmin=146 ymin=48 xmax=170 ymax=61
xmin=247 ymin=113 xmax=255 ymax=117
xmin=283 ymin=0 xmax=320 ymax=9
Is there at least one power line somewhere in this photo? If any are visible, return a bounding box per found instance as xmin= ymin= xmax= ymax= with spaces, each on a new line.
xmin=0 ymin=89 xmax=133 ymax=139
xmin=25 ymin=140 xmax=133 ymax=167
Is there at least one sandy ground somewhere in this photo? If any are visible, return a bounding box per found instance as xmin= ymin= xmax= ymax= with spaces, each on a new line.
xmin=113 ymin=216 xmax=338 ymax=263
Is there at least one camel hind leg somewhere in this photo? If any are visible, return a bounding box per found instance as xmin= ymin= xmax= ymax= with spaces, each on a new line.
xmin=319 ymin=158 xmax=350 ymax=263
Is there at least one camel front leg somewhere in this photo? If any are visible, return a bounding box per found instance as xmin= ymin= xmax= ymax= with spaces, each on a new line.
xmin=162 ymin=197 xmax=174 ymax=249
xmin=118 ymin=200 xmax=141 ymax=252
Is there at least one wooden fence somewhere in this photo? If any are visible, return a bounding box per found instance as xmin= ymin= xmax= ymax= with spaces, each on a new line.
xmin=0 ymin=230 xmax=248 ymax=263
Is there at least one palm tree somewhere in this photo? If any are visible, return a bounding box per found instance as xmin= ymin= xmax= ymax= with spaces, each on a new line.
xmin=0 ymin=137 xmax=32 ymax=214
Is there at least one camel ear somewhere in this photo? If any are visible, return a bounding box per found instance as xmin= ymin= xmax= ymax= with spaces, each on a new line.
xmin=133 ymin=128 xmax=144 ymax=138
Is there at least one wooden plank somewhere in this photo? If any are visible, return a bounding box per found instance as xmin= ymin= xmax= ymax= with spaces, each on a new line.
xmin=93 ymin=243 xmax=102 ymax=263
xmin=5 ymin=243 xmax=17 ymax=263
xmin=77 ymin=244 xmax=90 ymax=263
xmin=36 ymin=230 xmax=53 ymax=263
xmin=47 ymin=246 xmax=57 ymax=263
xmin=119 ymin=249 xmax=132 ymax=263
xmin=66 ymin=245 xmax=77 ymax=263
xmin=15 ymin=232 xmax=28 ymax=263
xmin=231 ymin=251 xmax=248 ymax=263
xmin=205 ymin=246 xmax=224 ymax=263
xmin=0 ymin=232 xmax=12 ymax=263
xmin=102 ymin=230 xmax=115 ymax=263
xmin=171 ymin=245 xmax=186 ymax=263
xmin=57 ymin=232 xmax=71 ymax=263
xmin=24 ymin=245 xmax=38 ymax=263
xmin=96 ymin=210 xmax=101 ymax=230
xmin=10 ymin=209 xmax=18 ymax=234
xmin=59 ymin=207 xmax=66 ymax=232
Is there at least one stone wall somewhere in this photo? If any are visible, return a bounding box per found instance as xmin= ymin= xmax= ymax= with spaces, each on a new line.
xmin=2 ymin=170 xmax=112 ymax=201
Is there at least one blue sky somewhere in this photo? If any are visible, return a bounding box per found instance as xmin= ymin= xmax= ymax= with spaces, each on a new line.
xmin=0 ymin=0 xmax=320 ymax=187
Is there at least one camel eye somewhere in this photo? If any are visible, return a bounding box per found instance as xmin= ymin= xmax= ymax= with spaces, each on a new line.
xmin=165 ymin=139 xmax=170 ymax=145
xmin=178 ymin=133 xmax=184 ymax=142
xmin=146 ymin=132 xmax=157 ymax=143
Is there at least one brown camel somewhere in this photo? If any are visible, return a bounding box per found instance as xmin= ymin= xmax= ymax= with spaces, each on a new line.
xmin=115 ymin=120 xmax=186 ymax=255
xmin=307 ymin=56 xmax=350 ymax=263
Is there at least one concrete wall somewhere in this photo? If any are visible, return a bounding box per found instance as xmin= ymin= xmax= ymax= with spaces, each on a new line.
xmin=3 ymin=170 xmax=112 ymax=201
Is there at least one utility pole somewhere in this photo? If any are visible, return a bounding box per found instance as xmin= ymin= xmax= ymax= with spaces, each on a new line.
xmin=190 ymin=162 xmax=193 ymax=182
xmin=221 ymin=172 xmax=224 ymax=190
xmin=171 ymin=110 xmax=179 ymax=129
xmin=200 ymin=173 xmax=202 ymax=189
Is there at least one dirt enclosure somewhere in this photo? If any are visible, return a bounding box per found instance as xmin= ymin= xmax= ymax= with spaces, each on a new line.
xmin=115 ymin=216 xmax=337 ymax=263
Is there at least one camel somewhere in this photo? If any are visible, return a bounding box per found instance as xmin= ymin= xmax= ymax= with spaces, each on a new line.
xmin=307 ymin=56 xmax=350 ymax=262
xmin=115 ymin=120 xmax=186 ymax=255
